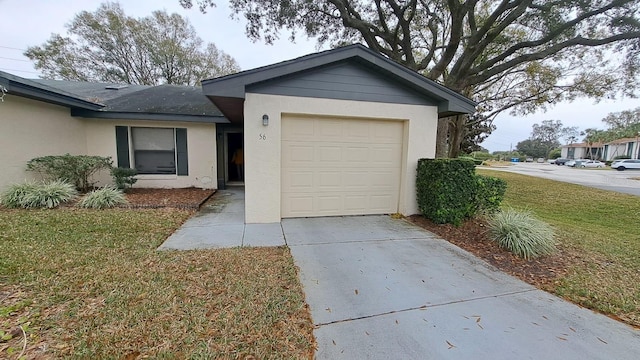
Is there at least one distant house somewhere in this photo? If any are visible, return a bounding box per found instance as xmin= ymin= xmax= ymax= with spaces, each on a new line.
xmin=603 ymin=137 xmax=640 ymax=161
xmin=561 ymin=142 xmax=604 ymax=160
xmin=0 ymin=44 xmax=477 ymax=223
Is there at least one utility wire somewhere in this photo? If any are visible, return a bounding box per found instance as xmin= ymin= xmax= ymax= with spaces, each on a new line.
xmin=0 ymin=45 xmax=27 ymax=51
xmin=0 ymin=56 xmax=30 ymax=62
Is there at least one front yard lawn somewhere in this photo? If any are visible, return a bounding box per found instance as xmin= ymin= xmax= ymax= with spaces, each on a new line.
xmin=477 ymin=170 xmax=639 ymax=326
xmin=0 ymin=208 xmax=314 ymax=358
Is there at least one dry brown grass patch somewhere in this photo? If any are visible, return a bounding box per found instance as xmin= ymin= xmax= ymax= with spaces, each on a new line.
xmin=1 ymin=208 xmax=315 ymax=359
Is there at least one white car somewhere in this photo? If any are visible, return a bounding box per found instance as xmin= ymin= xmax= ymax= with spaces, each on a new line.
xmin=581 ymin=160 xmax=605 ymax=168
xmin=611 ymin=159 xmax=640 ymax=171
xmin=566 ymin=159 xmax=589 ymax=167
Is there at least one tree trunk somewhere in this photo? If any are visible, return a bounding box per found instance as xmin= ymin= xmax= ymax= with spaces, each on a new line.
xmin=435 ymin=117 xmax=451 ymax=158
xmin=448 ymin=115 xmax=467 ymax=158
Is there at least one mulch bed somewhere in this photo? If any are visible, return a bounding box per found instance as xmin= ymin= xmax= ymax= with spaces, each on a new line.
xmin=407 ymin=215 xmax=578 ymax=291
xmin=123 ymin=188 xmax=215 ymax=209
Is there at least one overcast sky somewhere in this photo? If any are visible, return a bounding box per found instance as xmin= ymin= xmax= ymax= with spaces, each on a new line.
xmin=1 ymin=0 xmax=639 ymax=152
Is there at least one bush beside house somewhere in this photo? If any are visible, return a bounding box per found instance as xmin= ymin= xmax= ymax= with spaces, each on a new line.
xmin=26 ymin=154 xmax=113 ymax=192
xmin=416 ymin=158 xmax=506 ymax=225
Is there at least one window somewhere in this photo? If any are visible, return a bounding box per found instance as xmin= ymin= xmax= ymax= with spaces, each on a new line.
xmin=115 ymin=126 xmax=188 ymax=175
xmin=132 ymin=127 xmax=176 ymax=174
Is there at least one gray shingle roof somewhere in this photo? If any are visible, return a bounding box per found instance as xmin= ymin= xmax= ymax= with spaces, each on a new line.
xmin=31 ymin=79 xmax=224 ymax=117
xmin=0 ymin=70 xmax=103 ymax=110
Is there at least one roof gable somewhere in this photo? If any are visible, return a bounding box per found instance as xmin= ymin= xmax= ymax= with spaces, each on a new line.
xmin=202 ymin=44 xmax=476 ymax=121
xmin=247 ymin=61 xmax=438 ymax=106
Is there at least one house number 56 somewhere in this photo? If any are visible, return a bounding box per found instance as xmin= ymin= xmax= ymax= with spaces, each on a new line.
xmin=259 ymin=133 xmax=267 ymax=140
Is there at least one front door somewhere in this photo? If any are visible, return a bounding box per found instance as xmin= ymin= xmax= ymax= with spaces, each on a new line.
xmin=226 ymin=132 xmax=244 ymax=184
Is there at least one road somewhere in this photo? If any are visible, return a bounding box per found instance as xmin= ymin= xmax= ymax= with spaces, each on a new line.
xmin=480 ymin=163 xmax=640 ymax=196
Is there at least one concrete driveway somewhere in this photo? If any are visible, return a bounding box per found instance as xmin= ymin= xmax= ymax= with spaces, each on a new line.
xmin=284 ymin=216 xmax=640 ymax=359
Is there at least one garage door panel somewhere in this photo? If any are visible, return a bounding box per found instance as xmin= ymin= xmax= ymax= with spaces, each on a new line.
xmin=344 ymin=195 xmax=368 ymax=211
xmin=370 ymin=171 xmax=397 ymax=187
xmin=345 ymin=122 xmax=371 ymax=140
xmin=345 ymin=146 xmax=370 ymax=162
xmin=373 ymin=121 xmax=404 ymax=143
xmin=370 ymin=194 xmax=394 ymax=211
xmin=283 ymin=119 xmax=315 ymax=139
xmin=282 ymin=116 xmax=403 ymax=218
xmin=283 ymin=144 xmax=314 ymax=163
xmin=318 ymin=171 xmax=341 ymax=189
xmin=371 ymin=146 xmax=402 ymax=164
xmin=317 ymin=120 xmax=343 ymax=137
xmin=343 ymin=171 xmax=369 ymax=188
xmin=283 ymin=195 xmax=314 ymax=216
xmin=317 ymin=195 xmax=343 ymax=213
xmin=282 ymin=172 xmax=314 ymax=193
xmin=318 ymin=145 xmax=342 ymax=162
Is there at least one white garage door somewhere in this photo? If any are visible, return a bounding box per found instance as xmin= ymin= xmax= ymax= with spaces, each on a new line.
xmin=281 ymin=115 xmax=403 ymax=218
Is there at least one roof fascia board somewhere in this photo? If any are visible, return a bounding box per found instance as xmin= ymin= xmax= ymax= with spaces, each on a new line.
xmin=5 ymin=81 xmax=103 ymax=110
xmin=71 ymin=109 xmax=229 ymax=124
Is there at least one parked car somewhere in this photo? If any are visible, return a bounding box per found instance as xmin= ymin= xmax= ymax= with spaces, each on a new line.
xmin=611 ymin=159 xmax=640 ymax=171
xmin=554 ymin=158 xmax=569 ymax=165
xmin=566 ymin=159 xmax=588 ymax=167
xmin=525 ymin=157 xmax=533 ymax=162
xmin=537 ymin=158 xmax=545 ymax=163
xmin=581 ymin=160 xmax=605 ymax=168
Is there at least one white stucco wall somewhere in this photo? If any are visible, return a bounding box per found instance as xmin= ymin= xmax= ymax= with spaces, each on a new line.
xmin=0 ymin=94 xmax=217 ymax=190
xmin=244 ymin=93 xmax=438 ymax=224
xmin=0 ymin=95 xmax=87 ymax=190
xmin=84 ymin=120 xmax=217 ymax=189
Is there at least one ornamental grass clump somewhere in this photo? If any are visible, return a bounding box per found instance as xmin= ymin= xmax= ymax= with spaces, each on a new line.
xmin=0 ymin=181 xmax=39 ymax=208
xmin=487 ymin=208 xmax=556 ymax=260
xmin=79 ymin=186 xmax=127 ymax=209
xmin=14 ymin=180 xmax=77 ymax=209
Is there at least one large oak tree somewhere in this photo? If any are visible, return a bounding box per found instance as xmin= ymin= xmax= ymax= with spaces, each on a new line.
xmin=26 ymin=2 xmax=240 ymax=86
xmin=182 ymin=0 xmax=640 ymax=157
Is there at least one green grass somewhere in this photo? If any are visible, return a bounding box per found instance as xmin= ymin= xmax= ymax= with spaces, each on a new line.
xmin=0 ymin=208 xmax=314 ymax=359
xmin=479 ymin=169 xmax=640 ymax=326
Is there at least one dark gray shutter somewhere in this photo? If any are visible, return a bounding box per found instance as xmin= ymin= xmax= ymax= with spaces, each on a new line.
xmin=176 ymin=128 xmax=189 ymax=176
xmin=115 ymin=126 xmax=130 ymax=168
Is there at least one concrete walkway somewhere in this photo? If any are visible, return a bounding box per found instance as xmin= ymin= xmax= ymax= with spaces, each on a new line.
xmin=158 ymin=188 xmax=286 ymax=249
xmin=284 ymin=216 xmax=640 ymax=359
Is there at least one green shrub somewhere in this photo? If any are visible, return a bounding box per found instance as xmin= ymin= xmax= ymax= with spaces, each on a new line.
xmin=79 ymin=187 xmax=128 ymax=209
xmin=417 ymin=158 xmax=508 ymax=225
xmin=548 ymin=148 xmax=561 ymax=159
xmin=5 ymin=180 xmax=78 ymax=209
xmin=0 ymin=182 xmax=39 ymax=208
xmin=417 ymin=158 xmax=478 ymax=225
xmin=475 ymin=175 xmax=507 ymax=214
xmin=26 ymin=154 xmax=113 ymax=192
xmin=487 ymin=209 xmax=556 ymax=260
xmin=111 ymin=167 xmax=138 ymax=191
xmin=613 ymin=155 xmax=631 ymax=160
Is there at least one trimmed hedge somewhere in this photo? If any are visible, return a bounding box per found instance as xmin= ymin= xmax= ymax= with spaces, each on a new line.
xmin=417 ymin=158 xmax=506 ymax=225
xmin=417 ymin=158 xmax=477 ymax=225
xmin=475 ymin=175 xmax=507 ymax=214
